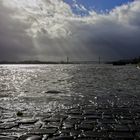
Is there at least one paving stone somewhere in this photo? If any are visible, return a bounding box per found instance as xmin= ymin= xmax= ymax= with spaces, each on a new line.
xmin=128 ymin=124 xmax=140 ymax=132
xmin=135 ymin=119 xmax=140 ymax=125
xmin=84 ymin=115 xmax=101 ymax=120
xmin=99 ymin=119 xmax=116 ymax=124
xmin=18 ymin=135 xmax=42 ymax=140
xmin=48 ymin=136 xmax=74 ymax=140
xmin=62 ymin=122 xmax=74 ymax=129
xmin=82 ymin=105 xmax=96 ymax=111
xmin=76 ymin=137 xmax=96 ymax=140
xmin=82 ymin=131 xmax=108 ymax=138
xmin=119 ymin=119 xmax=134 ymax=124
xmin=70 ymin=130 xmax=82 ymax=137
xmin=119 ymin=114 xmax=133 ymax=119
xmin=81 ymin=120 xmax=97 ymax=125
xmin=67 ymin=109 xmax=82 ymax=115
xmin=64 ymin=118 xmax=81 ymax=125
xmin=59 ymin=129 xmax=71 ymax=136
xmin=1 ymin=118 xmax=19 ymax=123
xmin=0 ymin=122 xmax=19 ymax=129
xmin=0 ymin=136 xmax=17 ymax=140
xmin=29 ymin=128 xmax=57 ymax=135
xmin=113 ymin=124 xmax=130 ymax=132
xmin=18 ymin=119 xmax=38 ymax=125
xmin=1 ymin=103 xmax=140 ymax=139
xmin=77 ymin=123 xmax=94 ymax=130
xmin=19 ymin=124 xmax=36 ymax=130
xmin=46 ymin=90 xmax=61 ymax=94
xmin=68 ymin=115 xmax=83 ymax=120
xmin=109 ymin=132 xmax=134 ymax=139
xmin=135 ymin=132 xmax=140 ymax=139
xmin=100 ymin=110 xmax=112 ymax=115
xmin=53 ymin=114 xmax=68 ymax=119
xmin=98 ymin=124 xmax=114 ymax=132
xmin=102 ymin=114 xmax=113 ymax=119
xmin=43 ymin=118 xmax=61 ymax=123
xmin=82 ymin=110 xmax=97 ymax=115
xmin=43 ymin=122 xmax=61 ymax=129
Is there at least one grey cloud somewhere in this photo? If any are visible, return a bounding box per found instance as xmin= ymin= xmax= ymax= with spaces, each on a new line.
xmin=0 ymin=5 xmax=36 ymax=61
xmin=0 ymin=0 xmax=140 ymax=61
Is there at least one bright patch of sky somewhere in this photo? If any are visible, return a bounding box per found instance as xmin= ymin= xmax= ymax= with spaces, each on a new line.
xmin=64 ymin=0 xmax=134 ymax=15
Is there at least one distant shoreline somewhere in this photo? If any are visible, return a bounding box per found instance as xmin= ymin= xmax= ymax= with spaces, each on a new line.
xmin=0 ymin=57 xmax=139 ymax=65
xmin=0 ymin=61 xmax=102 ymax=65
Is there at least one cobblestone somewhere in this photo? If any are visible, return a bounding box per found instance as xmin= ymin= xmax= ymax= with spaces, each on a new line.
xmin=1 ymin=104 xmax=140 ymax=139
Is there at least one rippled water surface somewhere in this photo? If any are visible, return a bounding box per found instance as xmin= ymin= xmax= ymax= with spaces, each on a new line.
xmin=0 ymin=64 xmax=140 ymax=117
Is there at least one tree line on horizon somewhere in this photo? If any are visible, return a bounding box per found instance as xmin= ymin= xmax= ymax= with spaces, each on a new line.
xmin=107 ymin=56 xmax=140 ymax=65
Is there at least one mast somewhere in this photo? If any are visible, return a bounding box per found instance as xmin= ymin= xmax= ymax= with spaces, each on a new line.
xmin=99 ymin=56 xmax=101 ymax=64
xmin=67 ymin=56 xmax=69 ymax=63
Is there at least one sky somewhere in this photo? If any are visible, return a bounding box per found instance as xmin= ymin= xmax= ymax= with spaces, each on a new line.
xmin=0 ymin=0 xmax=140 ymax=61
xmin=65 ymin=0 xmax=134 ymax=14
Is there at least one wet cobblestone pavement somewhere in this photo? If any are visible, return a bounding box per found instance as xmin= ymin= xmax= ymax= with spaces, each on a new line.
xmin=1 ymin=99 xmax=140 ymax=140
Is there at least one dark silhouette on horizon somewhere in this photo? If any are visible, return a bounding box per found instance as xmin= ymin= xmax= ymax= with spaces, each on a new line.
xmin=0 ymin=56 xmax=139 ymax=65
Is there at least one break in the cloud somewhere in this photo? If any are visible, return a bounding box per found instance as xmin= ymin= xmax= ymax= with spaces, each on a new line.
xmin=0 ymin=0 xmax=140 ymax=61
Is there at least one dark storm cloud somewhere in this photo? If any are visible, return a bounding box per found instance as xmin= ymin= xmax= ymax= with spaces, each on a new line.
xmin=0 ymin=5 xmax=36 ymax=61
xmin=0 ymin=0 xmax=140 ymax=61
xmin=76 ymin=19 xmax=140 ymax=60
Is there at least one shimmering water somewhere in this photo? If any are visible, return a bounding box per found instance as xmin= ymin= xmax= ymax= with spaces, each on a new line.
xmin=0 ymin=64 xmax=140 ymax=118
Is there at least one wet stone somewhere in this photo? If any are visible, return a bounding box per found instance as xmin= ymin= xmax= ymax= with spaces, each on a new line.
xmin=82 ymin=131 xmax=108 ymax=138
xmin=84 ymin=115 xmax=101 ymax=120
xmin=68 ymin=115 xmax=83 ymax=121
xmin=119 ymin=119 xmax=134 ymax=124
xmin=119 ymin=114 xmax=133 ymax=119
xmin=100 ymin=118 xmax=117 ymax=124
xmin=113 ymin=124 xmax=130 ymax=132
xmin=67 ymin=109 xmax=82 ymax=115
xmin=128 ymin=124 xmax=140 ymax=132
xmin=62 ymin=122 xmax=74 ymax=129
xmin=18 ymin=135 xmax=42 ymax=140
xmin=43 ymin=118 xmax=61 ymax=123
xmin=0 ymin=122 xmax=18 ymax=129
xmin=18 ymin=119 xmax=38 ymax=125
xmin=100 ymin=110 xmax=112 ymax=115
xmin=109 ymin=132 xmax=134 ymax=139
xmin=29 ymin=128 xmax=57 ymax=135
xmin=76 ymin=137 xmax=96 ymax=140
xmin=48 ymin=136 xmax=74 ymax=140
xmin=82 ymin=110 xmax=97 ymax=116
xmin=135 ymin=132 xmax=140 ymax=139
xmin=134 ymin=119 xmax=140 ymax=125
xmin=82 ymin=105 xmax=96 ymax=111
xmin=46 ymin=90 xmax=61 ymax=94
xmin=52 ymin=114 xmax=68 ymax=120
xmin=102 ymin=114 xmax=113 ymax=119
xmin=1 ymin=118 xmax=19 ymax=123
xmin=0 ymin=136 xmax=17 ymax=140
xmin=44 ymin=122 xmax=61 ymax=129
xmin=77 ymin=123 xmax=94 ymax=130
xmin=59 ymin=129 xmax=71 ymax=136
xmin=64 ymin=117 xmax=81 ymax=125
xmin=70 ymin=130 xmax=82 ymax=138
xmin=81 ymin=120 xmax=97 ymax=125
xmin=98 ymin=124 xmax=114 ymax=132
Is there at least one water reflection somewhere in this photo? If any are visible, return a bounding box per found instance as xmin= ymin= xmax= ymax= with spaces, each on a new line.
xmin=0 ymin=64 xmax=140 ymax=118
